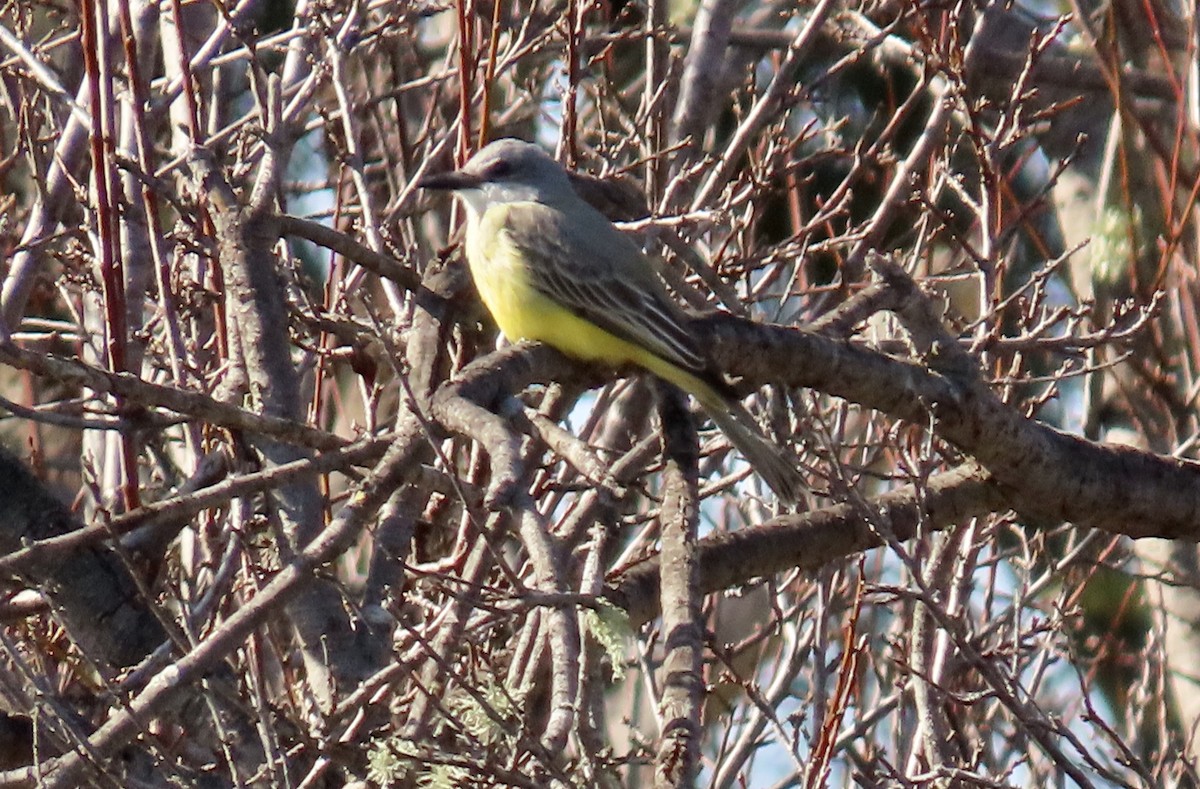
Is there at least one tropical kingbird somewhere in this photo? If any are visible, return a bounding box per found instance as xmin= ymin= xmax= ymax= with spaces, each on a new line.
xmin=419 ymin=138 xmax=801 ymax=503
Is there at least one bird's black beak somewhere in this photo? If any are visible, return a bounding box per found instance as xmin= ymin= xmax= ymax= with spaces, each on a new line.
xmin=417 ymin=169 xmax=482 ymax=191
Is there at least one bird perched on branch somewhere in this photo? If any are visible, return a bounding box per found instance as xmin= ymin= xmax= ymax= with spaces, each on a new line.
xmin=419 ymin=138 xmax=801 ymax=503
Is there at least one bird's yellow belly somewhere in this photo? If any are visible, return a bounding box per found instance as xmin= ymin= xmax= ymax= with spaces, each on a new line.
xmin=467 ymin=229 xmax=644 ymax=367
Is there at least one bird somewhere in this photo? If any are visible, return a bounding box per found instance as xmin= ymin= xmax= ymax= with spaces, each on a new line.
xmin=419 ymin=138 xmax=802 ymax=503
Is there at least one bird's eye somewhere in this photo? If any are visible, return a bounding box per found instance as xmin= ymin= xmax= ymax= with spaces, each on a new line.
xmin=484 ymin=160 xmax=513 ymax=180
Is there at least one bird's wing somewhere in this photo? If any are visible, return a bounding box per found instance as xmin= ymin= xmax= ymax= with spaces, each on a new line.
xmin=498 ymin=202 xmax=708 ymax=375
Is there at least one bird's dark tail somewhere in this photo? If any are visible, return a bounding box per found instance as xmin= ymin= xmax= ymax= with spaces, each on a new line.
xmin=703 ymin=394 xmax=804 ymax=504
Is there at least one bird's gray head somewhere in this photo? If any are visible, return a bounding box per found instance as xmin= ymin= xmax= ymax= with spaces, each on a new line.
xmin=418 ymin=139 xmax=577 ymax=214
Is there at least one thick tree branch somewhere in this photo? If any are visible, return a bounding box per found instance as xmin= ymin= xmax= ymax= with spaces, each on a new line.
xmin=611 ymin=463 xmax=1004 ymax=627
xmin=204 ymin=138 xmax=374 ymax=707
xmin=703 ymin=314 xmax=1200 ymax=539
xmin=0 ymin=448 xmax=167 ymax=670
xmin=652 ymin=383 xmax=703 ymax=789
